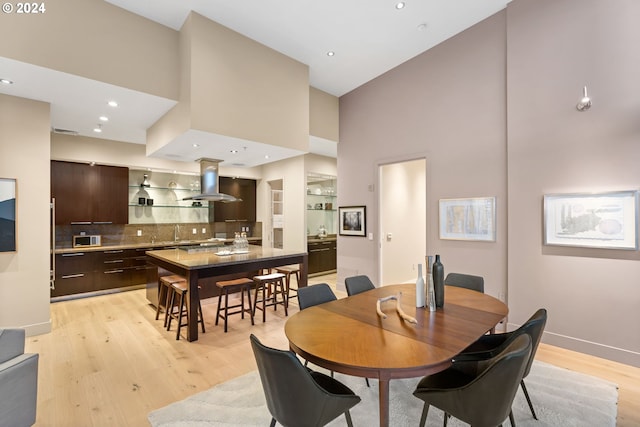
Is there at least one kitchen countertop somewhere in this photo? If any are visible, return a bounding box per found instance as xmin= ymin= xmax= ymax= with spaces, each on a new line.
xmin=146 ymin=245 xmax=307 ymax=270
xmin=307 ymin=236 xmax=337 ymax=243
xmin=54 ymin=237 xmax=262 ymax=254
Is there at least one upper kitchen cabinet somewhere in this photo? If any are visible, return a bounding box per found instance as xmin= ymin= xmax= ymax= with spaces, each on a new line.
xmin=51 ymin=161 xmax=128 ymax=225
xmin=214 ymin=177 xmax=257 ymax=222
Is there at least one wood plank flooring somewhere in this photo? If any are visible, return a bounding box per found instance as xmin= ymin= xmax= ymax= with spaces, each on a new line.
xmin=26 ymin=274 xmax=639 ymax=426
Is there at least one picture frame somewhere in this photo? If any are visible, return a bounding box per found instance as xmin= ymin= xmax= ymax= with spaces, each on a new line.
xmin=543 ymin=191 xmax=639 ymax=250
xmin=0 ymin=178 xmax=17 ymax=252
xmin=339 ymin=206 xmax=366 ymax=237
xmin=439 ymin=197 xmax=496 ymax=241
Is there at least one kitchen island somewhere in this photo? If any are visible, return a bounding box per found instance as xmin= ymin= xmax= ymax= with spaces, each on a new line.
xmin=146 ymin=245 xmax=308 ymax=341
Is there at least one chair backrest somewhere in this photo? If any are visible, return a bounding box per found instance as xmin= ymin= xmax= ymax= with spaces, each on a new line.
xmin=297 ymin=283 xmax=337 ymax=310
xmin=511 ymin=308 xmax=547 ymax=378
xmin=344 ymin=275 xmax=375 ymax=296
xmin=249 ymin=334 xmax=358 ymax=426
xmin=417 ymin=334 xmax=531 ymax=427
xmin=444 ymin=272 xmax=484 ymax=293
xmin=463 ymin=334 xmax=532 ymax=426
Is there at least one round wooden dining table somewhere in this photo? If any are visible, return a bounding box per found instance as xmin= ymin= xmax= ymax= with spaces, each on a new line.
xmin=285 ymin=284 xmax=508 ymax=427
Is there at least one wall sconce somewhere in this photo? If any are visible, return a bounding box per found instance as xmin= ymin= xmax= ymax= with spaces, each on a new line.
xmin=576 ymin=86 xmax=592 ymax=112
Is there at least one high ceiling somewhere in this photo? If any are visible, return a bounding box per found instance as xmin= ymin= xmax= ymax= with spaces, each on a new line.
xmin=0 ymin=0 xmax=510 ymax=167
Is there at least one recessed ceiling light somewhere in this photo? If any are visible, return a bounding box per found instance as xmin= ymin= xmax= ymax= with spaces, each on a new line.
xmin=230 ymin=149 xmax=238 ymax=154
xmin=93 ymin=124 xmax=102 ymax=133
xmin=99 ymin=116 xmax=109 ymax=122
xmin=107 ymin=100 xmax=118 ymax=107
xmin=0 ymin=78 xmax=13 ymax=85
xmin=264 ymin=155 xmax=270 ymax=159
xmin=192 ymin=143 xmax=200 ymax=148
xmin=395 ymin=2 xmax=406 ymax=10
xmin=327 ymin=51 xmax=335 ymax=57
xmin=417 ymin=23 xmax=428 ymax=31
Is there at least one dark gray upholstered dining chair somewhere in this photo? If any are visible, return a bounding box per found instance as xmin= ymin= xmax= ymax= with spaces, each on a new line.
xmin=444 ymin=272 xmax=484 ymax=293
xmin=250 ymin=334 xmax=361 ymax=427
xmin=296 ymin=283 xmax=338 ymax=375
xmin=344 ymin=275 xmax=375 ymax=387
xmin=297 ymin=283 xmax=337 ymax=310
xmin=453 ymin=308 xmax=548 ymax=421
xmin=344 ymin=275 xmax=375 ymax=296
xmin=413 ymin=334 xmax=532 ymax=427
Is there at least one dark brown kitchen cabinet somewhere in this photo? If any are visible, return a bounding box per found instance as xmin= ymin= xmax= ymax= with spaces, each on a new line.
xmin=307 ymin=240 xmax=337 ymax=274
xmin=53 ymin=247 xmax=156 ymax=298
xmin=52 ymin=252 xmax=98 ymax=297
xmin=213 ymin=177 xmax=256 ymax=222
xmin=51 ymin=160 xmax=128 ymax=225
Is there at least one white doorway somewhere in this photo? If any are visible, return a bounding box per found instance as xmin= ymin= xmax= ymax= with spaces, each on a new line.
xmin=378 ymin=158 xmax=427 ymax=285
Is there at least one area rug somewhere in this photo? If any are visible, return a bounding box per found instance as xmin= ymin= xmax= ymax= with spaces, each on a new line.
xmin=148 ymin=361 xmax=617 ymax=427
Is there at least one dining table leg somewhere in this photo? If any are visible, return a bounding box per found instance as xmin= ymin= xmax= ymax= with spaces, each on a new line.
xmin=378 ymin=378 xmax=390 ymax=427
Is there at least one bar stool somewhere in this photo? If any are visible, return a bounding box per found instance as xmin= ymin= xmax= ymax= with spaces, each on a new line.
xmin=275 ymin=264 xmax=300 ymax=308
xmin=166 ymin=279 xmax=205 ymax=340
xmin=252 ymin=272 xmax=288 ymax=322
xmin=156 ymin=275 xmax=183 ymax=328
xmin=215 ymin=278 xmax=255 ymax=332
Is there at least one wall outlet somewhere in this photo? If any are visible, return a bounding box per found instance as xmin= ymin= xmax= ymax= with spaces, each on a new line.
xmin=192 ymin=228 xmax=197 ymax=234
xmin=137 ymin=230 xmax=142 ymax=237
xmin=202 ymin=228 xmax=206 ymax=234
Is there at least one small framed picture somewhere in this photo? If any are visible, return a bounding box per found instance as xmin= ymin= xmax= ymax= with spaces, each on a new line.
xmin=543 ymin=191 xmax=638 ymax=250
xmin=439 ymin=197 xmax=496 ymax=242
xmin=339 ymin=206 xmax=366 ymax=237
xmin=0 ymin=178 xmax=17 ymax=252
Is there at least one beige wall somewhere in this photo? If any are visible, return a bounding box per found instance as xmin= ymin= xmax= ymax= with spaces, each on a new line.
xmin=52 ymin=133 xmax=199 ymax=174
xmin=0 ymin=0 xmax=179 ymax=99
xmin=0 ymin=94 xmax=51 ymax=335
xmin=339 ymin=11 xmax=508 ymax=302
xmin=310 ymin=87 xmax=339 ymax=142
xmin=148 ymin=12 xmax=310 ymax=156
xmin=339 ymin=0 xmax=640 ymax=366
xmin=260 ymin=156 xmax=306 ymax=252
xmin=506 ymin=0 xmax=640 ymax=366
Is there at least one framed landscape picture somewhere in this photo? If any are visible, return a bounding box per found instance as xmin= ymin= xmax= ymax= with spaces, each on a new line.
xmin=0 ymin=178 xmax=17 ymax=252
xmin=543 ymin=191 xmax=639 ymax=250
xmin=439 ymin=197 xmax=496 ymax=241
xmin=339 ymin=206 xmax=366 ymax=237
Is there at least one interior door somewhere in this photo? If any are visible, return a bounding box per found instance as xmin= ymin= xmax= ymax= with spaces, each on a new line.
xmin=379 ymin=158 xmax=427 ymax=286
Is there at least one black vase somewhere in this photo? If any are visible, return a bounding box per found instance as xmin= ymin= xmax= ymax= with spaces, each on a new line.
xmin=433 ymin=254 xmax=445 ymax=308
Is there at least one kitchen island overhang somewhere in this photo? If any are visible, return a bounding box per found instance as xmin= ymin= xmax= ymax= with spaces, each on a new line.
xmin=146 ymin=245 xmax=308 ymax=341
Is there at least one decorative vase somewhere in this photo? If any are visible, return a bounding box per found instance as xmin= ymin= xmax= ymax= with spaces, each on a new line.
xmin=426 ymin=256 xmax=436 ymax=312
xmin=415 ymin=264 xmax=425 ymax=308
xmin=433 ymin=254 xmax=445 ymax=308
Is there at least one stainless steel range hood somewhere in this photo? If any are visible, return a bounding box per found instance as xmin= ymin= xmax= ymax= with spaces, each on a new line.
xmin=182 ymin=158 xmax=240 ymax=203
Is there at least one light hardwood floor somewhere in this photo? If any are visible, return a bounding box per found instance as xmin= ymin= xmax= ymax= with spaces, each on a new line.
xmin=27 ymin=274 xmax=639 ymax=426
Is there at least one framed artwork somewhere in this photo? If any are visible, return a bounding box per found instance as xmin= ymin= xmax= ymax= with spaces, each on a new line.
xmin=0 ymin=178 xmax=17 ymax=252
xmin=339 ymin=206 xmax=366 ymax=237
xmin=439 ymin=197 xmax=496 ymax=241
xmin=543 ymin=191 xmax=639 ymax=250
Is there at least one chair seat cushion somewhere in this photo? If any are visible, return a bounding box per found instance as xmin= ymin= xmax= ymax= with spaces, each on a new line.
xmin=254 ymin=272 xmax=286 ymax=281
xmin=309 ymin=370 xmax=357 ymax=396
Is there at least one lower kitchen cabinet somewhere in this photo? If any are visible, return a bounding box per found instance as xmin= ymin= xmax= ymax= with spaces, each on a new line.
xmin=307 ymin=239 xmax=337 ymax=275
xmin=53 ymin=247 xmax=157 ymax=298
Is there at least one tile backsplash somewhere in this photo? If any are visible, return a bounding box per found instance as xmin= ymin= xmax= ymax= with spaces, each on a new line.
xmin=55 ymin=222 xmax=262 ymax=248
